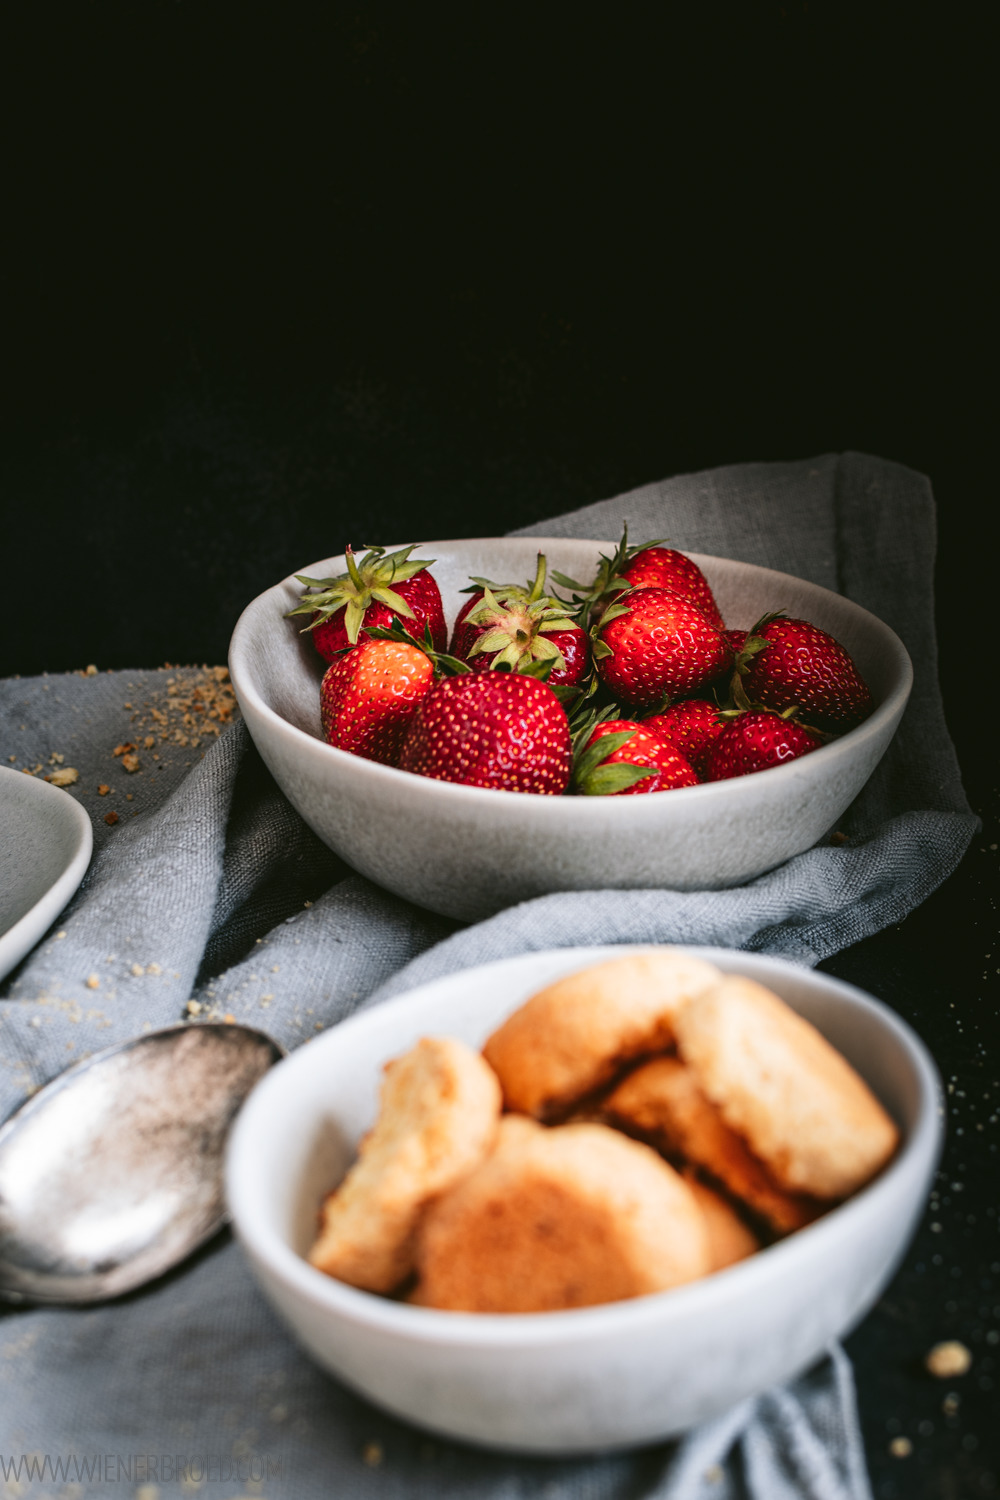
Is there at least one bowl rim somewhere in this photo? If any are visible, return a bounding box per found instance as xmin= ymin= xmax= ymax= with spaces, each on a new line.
xmin=0 ymin=765 xmax=93 ymax=983
xmin=228 ymin=539 xmax=915 ymax=809
xmin=226 ymin=943 xmax=942 ymax=1348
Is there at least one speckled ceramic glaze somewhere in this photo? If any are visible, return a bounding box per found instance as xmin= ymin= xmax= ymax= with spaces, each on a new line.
xmin=0 ymin=766 xmax=93 ymax=983
xmin=228 ymin=539 xmax=913 ymax=922
xmin=226 ymin=944 xmax=941 ymax=1454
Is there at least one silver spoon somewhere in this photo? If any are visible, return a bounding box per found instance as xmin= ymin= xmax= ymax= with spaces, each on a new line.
xmin=0 ymin=1021 xmax=283 ymax=1305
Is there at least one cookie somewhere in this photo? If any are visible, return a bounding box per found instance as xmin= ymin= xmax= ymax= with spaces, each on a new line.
xmin=601 ymin=1055 xmax=821 ymax=1234
xmin=482 ymin=948 xmax=722 ymax=1119
xmin=684 ymin=1172 xmax=761 ymax=1270
xmin=308 ymin=1035 xmax=502 ymax=1293
xmin=412 ymin=1115 xmax=710 ymax=1312
xmin=674 ymin=975 xmax=900 ymax=1200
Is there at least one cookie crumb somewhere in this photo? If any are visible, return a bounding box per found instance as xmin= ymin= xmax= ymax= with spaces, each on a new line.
xmin=86 ymin=974 xmax=100 ymax=990
xmin=104 ymin=810 xmax=119 ymax=825
xmin=186 ymin=1000 xmax=202 ymax=1016
xmin=97 ymin=783 xmax=110 ymax=795
xmin=122 ymin=753 xmax=140 ymax=773
xmin=48 ymin=766 xmax=79 ymax=787
xmin=926 ymin=1341 xmax=972 ymax=1378
xmin=85 ymin=663 xmax=98 ymax=676
xmin=889 ymin=1436 xmax=912 ymax=1457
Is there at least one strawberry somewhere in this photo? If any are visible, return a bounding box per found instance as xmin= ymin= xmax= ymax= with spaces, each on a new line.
xmin=703 ymin=709 xmax=822 ymax=781
xmin=320 ymin=638 xmax=436 ymax=765
xmin=449 ymin=554 xmax=590 ymax=688
xmin=573 ymin=719 xmax=699 ymax=796
xmin=399 ymin=672 xmax=572 ymax=794
xmin=449 ymin=568 xmax=538 ymax=660
xmin=288 ymin=544 xmax=447 ymax=662
xmin=450 ymin=588 xmax=515 ymax=663
xmin=619 ymin=547 xmax=725 ymax=631
xmin=551 ymin=524 xmax=668 ymax=624
xmin=551 ymin=526 xmax=723 ymax=632
xmin=734 ymin=613 xmax=873 ymax=731
xmin=593 ymin=587 xmax=732 ymax=708
xmin=463 ymin=591 xmax=589 ymax=686
xmin=643 ymin=699 xmax=728 ymax=778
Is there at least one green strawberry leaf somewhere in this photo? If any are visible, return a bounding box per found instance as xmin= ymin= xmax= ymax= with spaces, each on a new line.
xmin=343 ymin=598 xmax=367 ymax=644
xmin=294 ymin=573 xmax=340 ymax=588
xmin=571 ymin=728 xmax=639 ymax=786
xmin=577 ymin=763 xmax=657 ymax=796
xmin=517 ymin=657 xmax=556 ymax=681
xmin=370 ymin=586 xmax=417 ymax=618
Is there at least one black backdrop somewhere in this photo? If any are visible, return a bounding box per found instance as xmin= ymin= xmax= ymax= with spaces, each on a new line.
xmin=2 ymin=7 xmax=998 ymax=1495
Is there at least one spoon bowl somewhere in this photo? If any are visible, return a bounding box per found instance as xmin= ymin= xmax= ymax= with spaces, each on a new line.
xmin=0 ymin=1022 xmax=283 ymax=1304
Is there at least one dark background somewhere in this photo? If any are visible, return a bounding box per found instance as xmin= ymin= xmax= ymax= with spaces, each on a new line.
xmin=2 ymin=6 xmax=997 ymax=1496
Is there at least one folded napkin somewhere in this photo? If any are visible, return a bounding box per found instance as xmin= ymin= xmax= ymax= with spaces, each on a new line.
xmin=0 ymin=452 xmax=976 ymax=1498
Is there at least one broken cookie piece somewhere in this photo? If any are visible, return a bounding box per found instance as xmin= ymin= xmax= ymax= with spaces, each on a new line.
xmin=309 ymin=1035 xmax=502 ymax=1294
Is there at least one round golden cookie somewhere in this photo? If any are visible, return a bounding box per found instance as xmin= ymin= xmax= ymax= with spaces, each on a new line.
xmin=481 ymin=949 xmax=722 ymax=1119
xmin=601 ymin=1055 xmax=821 ymax=1234
xmin=308 ymin=1035 xmax=502 ymax=1293
xmin=674 ymin=975 xmax=900 ymax=1201
xmin=412 ymin=1115 xmax=710 ymax=1312
xmin=683 ymin=1173 xmax=761 ymax=1271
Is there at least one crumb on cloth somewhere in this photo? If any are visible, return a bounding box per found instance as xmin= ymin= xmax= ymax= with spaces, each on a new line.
xmin=925 ymin=1341 xmax=972 ymax=1378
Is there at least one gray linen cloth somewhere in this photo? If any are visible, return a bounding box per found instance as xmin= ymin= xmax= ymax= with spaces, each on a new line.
xmin=0 ymin=452 xmax=976 ymax=1498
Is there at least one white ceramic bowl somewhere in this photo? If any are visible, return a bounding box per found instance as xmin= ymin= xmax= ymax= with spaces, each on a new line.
xmin=226 ymin=944 xmax=941 ymax=1454
xmin=228 ymin=539 xmax=913 ymax=922
xmin=0 ymin=766 xmax=93 ymax=983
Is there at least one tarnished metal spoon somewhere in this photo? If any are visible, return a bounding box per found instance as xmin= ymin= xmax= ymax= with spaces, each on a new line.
xmin=0 ymin=1021 xmax=283 ymax=1304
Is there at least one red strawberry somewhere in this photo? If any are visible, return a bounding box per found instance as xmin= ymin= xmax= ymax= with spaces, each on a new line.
xmin=450 ymin=589 xmax=503 ymax=662
xmin=643 ymin=699 xmax=728 ymax=778
xmin=399 ymin=673 xmax=572 ymax=794
xmin=449 ymin=555 xmax=590 ymax=688
xmin=468 ymin=618 xmax=589 ymax=686
xmin=320 ymin=639 xmax=436 ymax=765
xmin=703 ymin=710 xmax=822 ymax=781
xmin=735 ymin=614 xmax=873 ymax=731
xmin=449 ymin=576 xmax=533 ymax=660
xmin=619 ymin=548 xmax=725 ymax=631
xmin=594 ymin=587 xmax=732 ymax=708
xmin=574 ymin=719 xmax=699 ymax=795
xmin=289 ymin=544 xmax=447 ymax=663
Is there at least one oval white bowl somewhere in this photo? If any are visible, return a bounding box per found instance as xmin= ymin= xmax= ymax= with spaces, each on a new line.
xmin=228 ymin=539 xmax=913 ymax=921
xmin=226 ymin=944 xmax=941 ymax=1454
xmin=0 ymin=766 xmax=93 ymax=983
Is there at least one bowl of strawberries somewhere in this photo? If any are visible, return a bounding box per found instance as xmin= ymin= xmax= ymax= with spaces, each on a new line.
xmin=228 ymin=535 xmax=912 ymax=921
